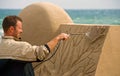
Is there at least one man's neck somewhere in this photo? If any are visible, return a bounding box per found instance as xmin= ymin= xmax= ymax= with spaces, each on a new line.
xmin=4 ymin=32 xmax=13 ymax=37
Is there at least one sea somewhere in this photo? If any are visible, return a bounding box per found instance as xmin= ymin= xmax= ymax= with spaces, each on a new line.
xmin=0 ymin=9 xmax=120 ymax=37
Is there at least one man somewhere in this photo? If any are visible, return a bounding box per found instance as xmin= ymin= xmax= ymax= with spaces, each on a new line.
xmin=0 ymin=15 xmax=69 ymax=76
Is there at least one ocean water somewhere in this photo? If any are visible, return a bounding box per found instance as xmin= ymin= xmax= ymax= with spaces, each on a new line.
xmin=0 ymin=9 xmax=120 ymax=36
xmin=66 ymin=9 xmax=120 ymax=25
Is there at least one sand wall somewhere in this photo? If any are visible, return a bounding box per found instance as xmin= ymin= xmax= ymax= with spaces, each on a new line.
xmin=95 ymin=26 xmax=120 ymax=76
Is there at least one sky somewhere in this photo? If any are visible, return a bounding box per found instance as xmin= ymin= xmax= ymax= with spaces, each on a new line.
xmin=0 ymin=0 xmax=120 ymax=9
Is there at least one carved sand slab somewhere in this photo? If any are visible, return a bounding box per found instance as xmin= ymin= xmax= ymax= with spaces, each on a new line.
xmin=33 ymin=24 xmax=109 ymax=76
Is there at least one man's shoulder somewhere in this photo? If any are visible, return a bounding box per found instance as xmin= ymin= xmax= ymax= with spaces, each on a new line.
xmin=14 ymin=40 xmax=32 ymax=47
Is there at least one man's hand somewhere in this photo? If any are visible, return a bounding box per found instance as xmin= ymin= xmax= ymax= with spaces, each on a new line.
xmin=56 ymin=33 xmax=70 ymax=41
xmin=47 ymin=33 xmax=69 ymax=51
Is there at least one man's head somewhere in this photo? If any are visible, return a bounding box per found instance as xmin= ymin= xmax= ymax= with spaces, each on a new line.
xmin=2 ymin=15 xmax=23 ymax=39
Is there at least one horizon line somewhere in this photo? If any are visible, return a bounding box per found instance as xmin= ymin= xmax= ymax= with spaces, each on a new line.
xmin=0 ymin=8 xmax=120 ymax=10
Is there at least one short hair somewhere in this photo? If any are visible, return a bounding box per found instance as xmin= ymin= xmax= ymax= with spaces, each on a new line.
xmin=2 ymin=15 xmax=22 ymax=32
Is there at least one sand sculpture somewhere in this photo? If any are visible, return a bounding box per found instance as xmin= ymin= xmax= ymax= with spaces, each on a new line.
xmin=19 ymin=2 xmax=73 ymax=45
xmin=19 ymin=2 xmax=119 ymax=76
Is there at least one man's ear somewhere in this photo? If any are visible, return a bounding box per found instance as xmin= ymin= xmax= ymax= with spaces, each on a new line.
xmin=8 ymin=26 xmax=15 ymax=33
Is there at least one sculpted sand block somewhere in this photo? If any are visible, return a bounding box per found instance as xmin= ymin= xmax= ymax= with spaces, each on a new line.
xmin=33 ymin=24 xmax=109 ymax=76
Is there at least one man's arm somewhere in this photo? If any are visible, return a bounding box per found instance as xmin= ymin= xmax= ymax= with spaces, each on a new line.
xmin=0 ymin=33 xmax=69 ymax=62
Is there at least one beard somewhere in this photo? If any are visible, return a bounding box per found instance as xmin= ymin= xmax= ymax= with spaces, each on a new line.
xmin=13 ymin=31 xmax=22 ymax=41
xmin=14 ymin=35 xmax=22 ymax=41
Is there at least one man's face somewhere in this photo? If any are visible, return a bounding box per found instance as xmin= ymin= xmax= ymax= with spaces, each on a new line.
xmin=13 ymin=20 xmax=23 ymax=39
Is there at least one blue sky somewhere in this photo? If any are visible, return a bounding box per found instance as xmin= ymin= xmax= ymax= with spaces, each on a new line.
xmin=0 ymin=0 xmax=120 ymax=9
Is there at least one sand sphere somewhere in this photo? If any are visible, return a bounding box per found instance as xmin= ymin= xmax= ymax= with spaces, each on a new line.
xmin=19 ymin=2 xmax=73 ymax=45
